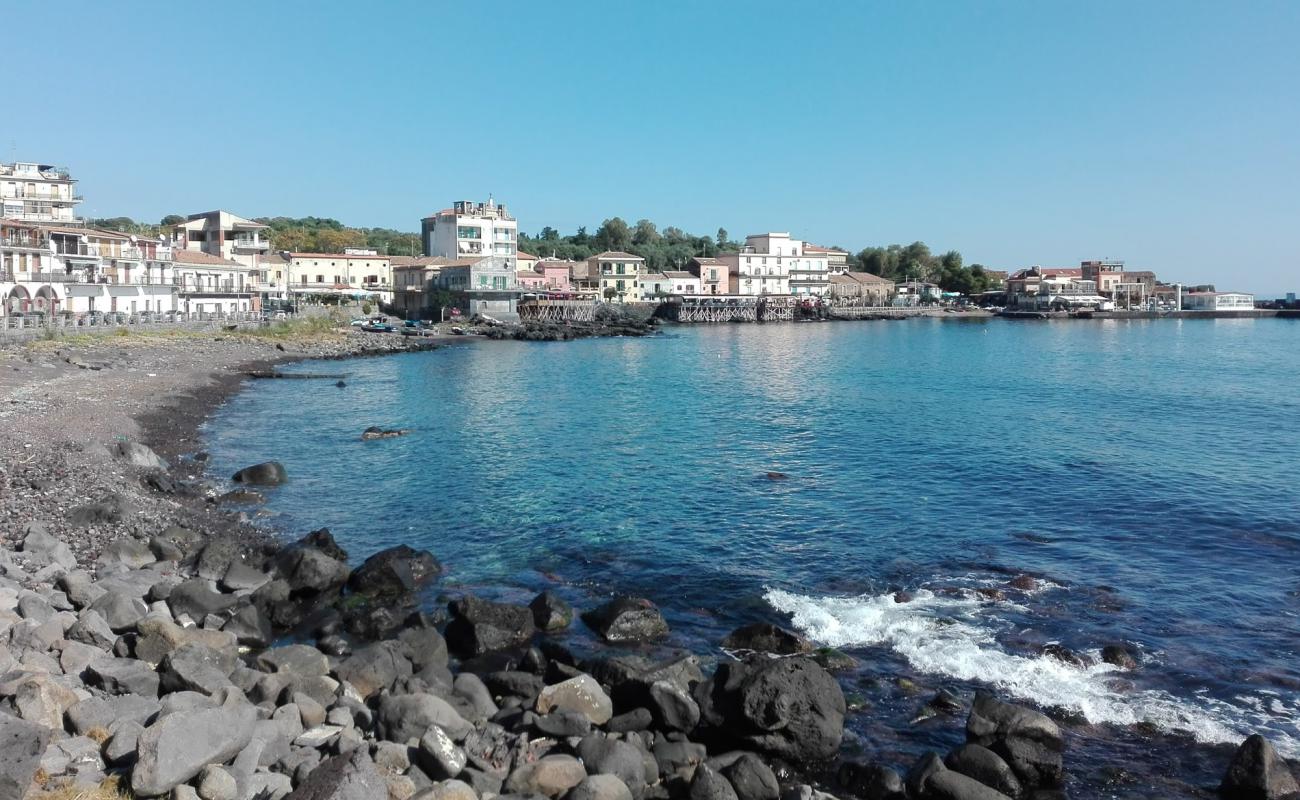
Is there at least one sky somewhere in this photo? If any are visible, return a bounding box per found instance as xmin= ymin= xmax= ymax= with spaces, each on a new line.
xmin=7 ymin=0 xmax=1299 ymax=295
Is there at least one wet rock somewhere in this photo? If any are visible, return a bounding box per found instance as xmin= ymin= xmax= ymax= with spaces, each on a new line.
xmin=836 ymin=761 xmax=905 ymax=800
xmin=530 ymin=590 xmax=574 ymax=632
xmin=274 ymin=546 xmax=351 ymax=598
xmin=361 ymin=426 xmax=411 ymax=440
xmin=945 ymin=744 xmax=1023 ymax=798
xmin=908 ymin=752 xmax=1012 ymax=800
xmin=721 ymin=623 xmax=812 ymax=655
xmin=231 ymin=460 xmax=288 ymax=486
xmin=1006 ymin=576 xmax=1038 ymax=592
xmin=283 ymin=746 xmax=387 ymax=800
xmin=581 ymin=598 xmax=669 ymax=643
xmin=1041 ymin=644 xmax=1091 ymax=668
xmin=764 ymin=472 xmax=788 ymax=481
xmin=1101 ymin=644 xmax=1138 ymax=670
xmin=1219 ymin=734 xmax=1300 ymax=800
xmin=505 ymin=754 xmax=587 ymax=797
xmin=299 ymin=528 xmax=348 ymax=562
xmin=0 ymin=713 xmax=51 ymax=800
xmin=218 ymin=488 xmax=266 ymax=505
xmin=536 ymin=674 xmax=613 ymax=725
xmin=965 ymin=692 xmax=1062 ymax=789
xmin=348 ymin=544 xmax=442 ymax=597
xmin=446 ymin=595 xmax=536 ymax=657
xmin=131 ymin=692 xmax=257 ymax=796
xmin=695 ymin=656 xmax=845 ymax=764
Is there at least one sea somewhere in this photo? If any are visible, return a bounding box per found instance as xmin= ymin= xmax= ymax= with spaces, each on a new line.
xmin=204 ymin=317 xmax=1300 ymax=797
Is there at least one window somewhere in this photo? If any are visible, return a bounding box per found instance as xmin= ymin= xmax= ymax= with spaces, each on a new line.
xmin=616 ymin=263 xmax=625 ymax=275
xmin=709 ymin=269 xmax=717 ymax=281
xmin=458 ymin=226 xmax=482 ymax=239
xmin=316 ymin=275 xmax=324 ymax=283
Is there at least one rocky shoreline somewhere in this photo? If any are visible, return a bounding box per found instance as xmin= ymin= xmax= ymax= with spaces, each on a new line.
xmin=0 ymin=332 xmax=1294 ymax=800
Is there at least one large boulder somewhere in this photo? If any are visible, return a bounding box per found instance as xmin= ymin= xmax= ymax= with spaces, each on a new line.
xmin=167 ymin=578 xmax=237 ymax=620
xmin=347 ymin=545 xmax=442 ymax=597
xmin=335 ymin=640 xmax=413 ymax=699
xmin=0 ymin=671 xmax=80 ymax=729
xmin=945 ymin=744 xmax=1022 ymax=798
xmin=87 ymin=590 xmax=148 ymax=633
xmin=274 ymin=546 xmax=350 ymax=598
xmin=582 ymin=598 xmax=669 ymax=643
xmin=85 ymin=657 xmax=161 ymax=697
xmin=907 ymin=752 xmax=1013 ymax=800
xmin=689 ymin=763 xmax=738 ymax=800
xmin=231 ymin=461 xmax=287 ymax=486
xmin=131 ymin=692 xmax=258 ymax=796
xmin=965 ymin=692 xmax=1063 ymax=789
xmin=377 ymin=693 xmax=473 ymax=743
xmin=0 ymin=713 xmax=51 ymax=800
xmin=445 ymin=595 xmax=536 ymax=657
xmin=694 ymin=656 xmax=844 ymax=764
xmin=109 ymin=440 xmax=170 ymax=471
xmin=575 ymin=735 xmax=648 ymax=796
xmin=568 ymin=774 xmax=634 ymax=800
xmin=159 ymin=642 xmax=238 ymax=695
xmin=530 ymin=590 xmax=573 ymax=632
xmin=283 ymin=746 xmax=387 ymax=800
xmin=1220 ymin=734 xmax=1300 ymax=800
xmin=720 ymin=753 xmax=779 ymax=800
xmin=721 ymin=623 xmax=812 ymax=655
xmin=535 ymin=674 xmax=613 ymax=725
xmin=505 ymin=754 xmax=587 ymax=797
xmin=20 ymin=525 xmax=76 ymax=570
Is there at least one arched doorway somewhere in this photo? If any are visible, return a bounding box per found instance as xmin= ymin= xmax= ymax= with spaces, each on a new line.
xmin=33 ymin=285 xmax=61 ymax=313
xmin=5 ymin=286 xmax=31 ymax=316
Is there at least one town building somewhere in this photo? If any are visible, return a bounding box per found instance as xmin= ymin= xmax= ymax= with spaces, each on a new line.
xmin=828 ymin=272 xmax=894 ymax=305
xmin=664 ymin=270 xmax=702 ymax=295
xmin=434 ymin=256 xmax=519 ymax=319
xmin=535 ymin=260 xmax=573 ymax=292
xmin=172 ymin=248 xmax=256 ymax=315
xmin=391 ymin=256 xmax=447 ymax=319
xmin=517 ymin=251 xmax=539 ymax=274
xmin=638 ymin=272 xmax=673 ymax=299
xmin=283 ymin=251 xmax=393 ymax=304
xmin=688 ymin=256 xmax=731 ymax=296
xmin=1182 ymin=291 xmax=1255 ymax=311
xmin=588 ymin=251 xmax=646 ymax=302
xmin=1079 ymin=260 xmax=1127 ymax=296
xmin=421 ymin=199 xmax=517 ymax=270
xmin=1 ymin=162 xmax=82 ymax=223
xmin=804 ymin=244 xmax=850 ymax=274
xmin=719 ymin=233 xmax=829 ymax=297
xmin=174 ymin=211 xmax=270 ymax=307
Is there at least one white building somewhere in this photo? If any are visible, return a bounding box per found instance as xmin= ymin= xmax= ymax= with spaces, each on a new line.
xmin=664 ymin=270 xmax=702 ymax=295
xmin=421 ymin=199 xmax=517 ymax=270
xmin=1182 ymin=291 xmax=1255 ymax=311
xmin=1 ymin=162 xmax=82 ymax=223
xmin=719 ymin=233 xmax=829 ymax=297
xmin=283 ymin=251 xmax=393 ymax=304
xmin=638 ymin=272 xmax=672 ymax=299
xmin=173 ymin=249 xmax=257 ymax=315
xmin=434 ymin=256 xmax=519 ymax=320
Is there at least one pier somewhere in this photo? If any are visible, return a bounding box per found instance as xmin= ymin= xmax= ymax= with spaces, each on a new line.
xmin=517 ymin=298 xmax=596 ymax=323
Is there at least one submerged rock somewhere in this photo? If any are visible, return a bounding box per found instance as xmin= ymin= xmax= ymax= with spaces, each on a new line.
xmin=582 ymin=597 xmax=669 ymax=643
xmin=722 ymin=623 xmax=812 ymax=655
xmin=231 ymin=461 xmax=287 ymax=486
xmin=360 ymin=426 xmax=410 ymax=440
xmin=445 ymin=595 xmax=536 ymax=657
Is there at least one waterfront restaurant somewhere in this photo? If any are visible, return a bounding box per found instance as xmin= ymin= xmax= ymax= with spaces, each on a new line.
xmin=1182 ymin=291 xmax=1256 ymax=311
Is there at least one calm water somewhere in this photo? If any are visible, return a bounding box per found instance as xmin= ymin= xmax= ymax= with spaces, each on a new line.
xmin=205 ymin=318 xmax=1300 ymax=795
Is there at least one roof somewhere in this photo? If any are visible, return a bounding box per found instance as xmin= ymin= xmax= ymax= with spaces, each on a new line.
xmin=690 ymin=256 xmax=725 ymax=266
xmin=663 ymin=271 xmax=694 ymax=279
xmin=183 ymin=211 xmax=268 ymax=229
xmin=286 ymin=252 xmax=389 ymax=260
xmin=591 ymin=251 xmax=644 ymax=261
xmin=390 ymin=256 xmax=445 ymax=268
xmin=844 ymin=271 xmax=891 ymax=284
xmin=516 ymin=251 xmax=539 ymax=260
xmin=173 ymin=249 xmax=244 ymax=267
xmin=34 ymin=224 xmax=129 ymax=240
xmin=260 ymin=251 xmax=289 ymax=264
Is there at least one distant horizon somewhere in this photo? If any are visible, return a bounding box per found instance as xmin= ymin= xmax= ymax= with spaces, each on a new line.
xmin=6 ymin=0 xmax=1297 ymax=297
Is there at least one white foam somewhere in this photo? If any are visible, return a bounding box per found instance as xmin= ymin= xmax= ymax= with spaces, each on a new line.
xmin=766 ymin=587 xmax=1300 ymax=757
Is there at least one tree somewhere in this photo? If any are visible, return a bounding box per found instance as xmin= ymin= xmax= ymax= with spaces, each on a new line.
xmin=540 ymin=226 xmax=559 ymax=241
xmin=160 ymin=214 xmax=185 ymax=226
xmin=594 ymin=218 xmax=631 ymax=252
xmin=717 ymin=228 xmax=728 ymax=248
xmin=632 ymin=219 xmax=660 ymax=246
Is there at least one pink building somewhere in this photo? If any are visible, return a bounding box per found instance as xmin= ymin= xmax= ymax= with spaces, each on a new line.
xmin=517 ymin=270 xmax=546 ymax=291
xmin=537 ymin=261 xmax=572 ymax=292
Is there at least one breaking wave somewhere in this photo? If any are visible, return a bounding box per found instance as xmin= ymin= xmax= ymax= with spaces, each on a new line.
xmin=765 ymin=587 xmax=1300 ymax=757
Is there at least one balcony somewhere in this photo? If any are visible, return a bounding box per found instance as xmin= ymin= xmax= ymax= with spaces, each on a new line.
xmin=231 ymin=238 xmax=269 ymax=251
xmin=0 ymin=236 xmax=49 ymax=250
xmin=175 ymin=280 xmax=249 ymax=295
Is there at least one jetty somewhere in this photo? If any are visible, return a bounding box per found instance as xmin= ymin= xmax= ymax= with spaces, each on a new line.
xmin=518 ymin=298 xmax=596 ymax=323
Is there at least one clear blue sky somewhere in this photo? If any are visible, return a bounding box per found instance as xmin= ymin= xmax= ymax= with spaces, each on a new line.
xmin=8 ymin=1 xmax=1298 ymax=294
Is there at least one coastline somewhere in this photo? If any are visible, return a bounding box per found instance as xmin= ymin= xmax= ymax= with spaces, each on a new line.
xmin=0 ymin=326 xmax=1288 ymax=800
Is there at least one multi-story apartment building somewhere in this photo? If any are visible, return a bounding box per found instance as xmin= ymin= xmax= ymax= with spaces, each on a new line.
xmin=283 ymin=250 xmax=393 ymax=304
xmin=1079 ymin=259 xmax=1127 ymax=296
xmin=804 ymin=243 xmax=850 ymax=274
xmin=719 ymin=233 xmax=829 ymax=297
xmin=174 ymin=211 xmax=271 ymax=306
xmin=421 ymin=199 xmax=517 ymax=270
xmin=0 ymin=162 xmax=83 ymax=223
xmin=392 ymin=256 xmax=447 ymax=319
xmin=588 ymin=251 xmax=646 ymax=302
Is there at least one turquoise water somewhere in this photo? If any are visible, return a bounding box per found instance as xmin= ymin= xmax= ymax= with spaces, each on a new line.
xmin=205 ymin=318 xmax=1300 ymax=793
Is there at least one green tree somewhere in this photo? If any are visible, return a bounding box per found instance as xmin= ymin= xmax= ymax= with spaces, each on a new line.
xmin=594 ymin=218 xmax=631 ymax=251
xmin=160 ymin=214 xmax=185 ymax=226
xmin=717 ymin=228 xmax=728 ymax=248
xmin=632 ymin=219 xmax=660 ymax=246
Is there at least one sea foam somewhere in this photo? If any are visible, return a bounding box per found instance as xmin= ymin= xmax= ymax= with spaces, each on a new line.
xmin=765 ymin=587 xmax=1300 ymax=757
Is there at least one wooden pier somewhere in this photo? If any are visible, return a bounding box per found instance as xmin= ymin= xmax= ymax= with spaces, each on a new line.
xmin=518 ymin=298 xmax=596 ymax=323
